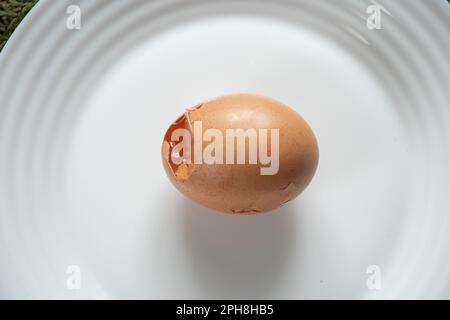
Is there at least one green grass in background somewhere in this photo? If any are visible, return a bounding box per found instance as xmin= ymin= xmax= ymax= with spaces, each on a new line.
xmin=0 ymin=0 xmax=38 ymax=51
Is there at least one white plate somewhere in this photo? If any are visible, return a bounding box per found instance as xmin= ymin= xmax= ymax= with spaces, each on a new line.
xmin=0 ymin=0 xmax=449 ymax=299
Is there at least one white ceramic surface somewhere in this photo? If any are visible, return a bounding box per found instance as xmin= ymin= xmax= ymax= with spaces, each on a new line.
xmin=0 ymin=0 xmax=449 ymax=299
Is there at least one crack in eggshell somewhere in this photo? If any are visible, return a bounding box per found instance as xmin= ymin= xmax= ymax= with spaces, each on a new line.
xmin=187 ymin=103 xmax=203 ymax=112
xmin=163 ymin=112 xmax=195 ymax=181
xmin=231 ymin=208 xmax=262 ymax=214
xmin=280 ymin=182 xmax=295 ymax=191
xmin=280 ymin=182 xmax=296 ymax=205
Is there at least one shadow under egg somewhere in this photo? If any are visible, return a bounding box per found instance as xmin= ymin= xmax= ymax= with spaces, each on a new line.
xmin=178 ymin=197 xmax=297 ymax=299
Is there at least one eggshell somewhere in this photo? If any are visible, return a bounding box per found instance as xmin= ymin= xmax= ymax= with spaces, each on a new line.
xmin=162 ymin=94 xmax=318 ymax=214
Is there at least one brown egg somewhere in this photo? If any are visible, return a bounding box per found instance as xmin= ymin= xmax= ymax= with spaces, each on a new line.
xmin=161 ymin=94 xmax=318 ymax=214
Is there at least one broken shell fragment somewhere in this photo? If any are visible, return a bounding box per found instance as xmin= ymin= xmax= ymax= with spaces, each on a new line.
xmin=161 ymin=94 xmax=319 ymax=214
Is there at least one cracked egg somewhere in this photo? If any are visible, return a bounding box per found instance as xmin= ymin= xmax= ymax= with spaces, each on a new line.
xmin=161 ymin=94 xmax=319 ymax=214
